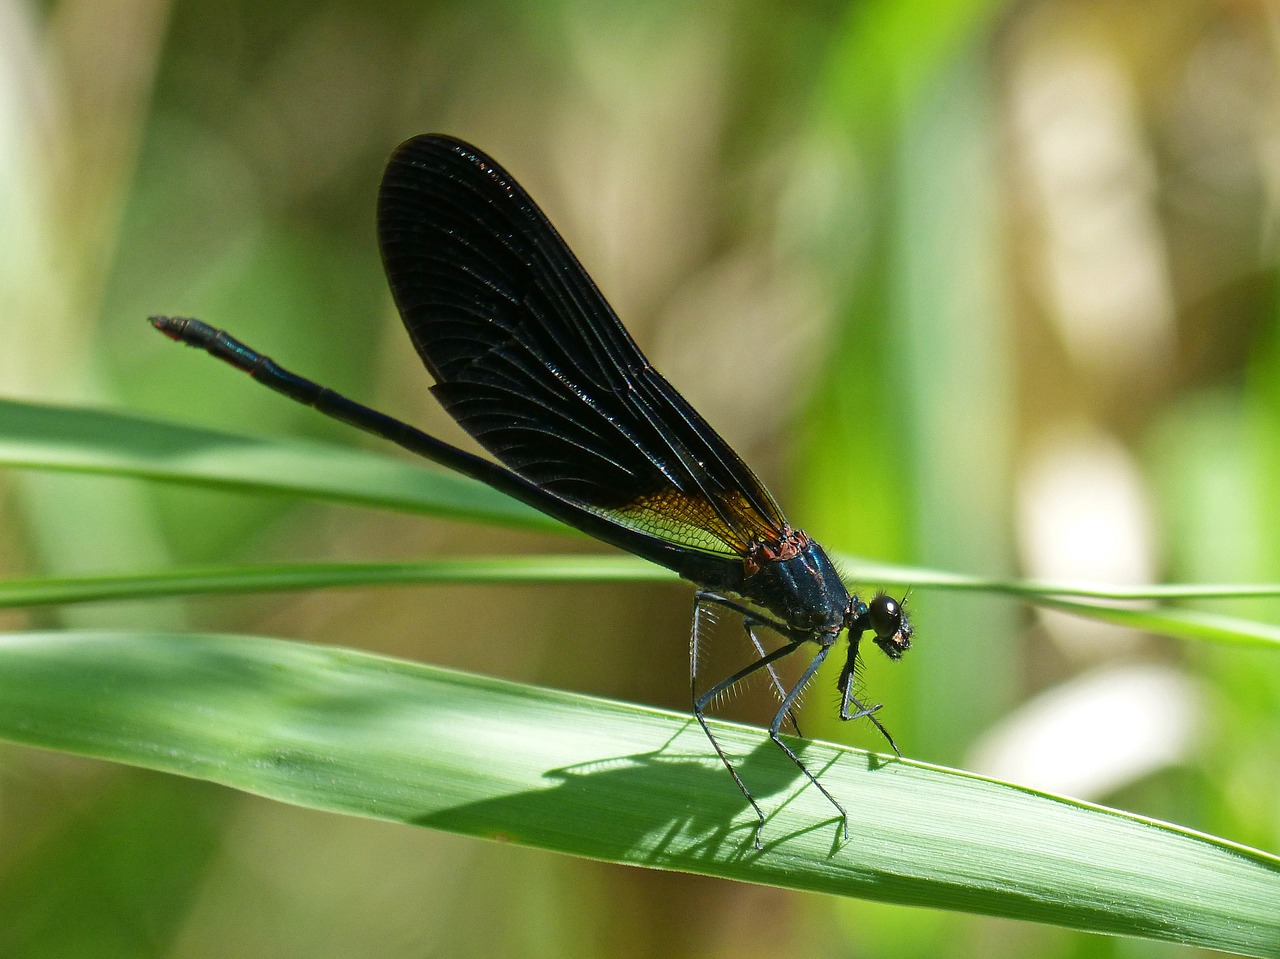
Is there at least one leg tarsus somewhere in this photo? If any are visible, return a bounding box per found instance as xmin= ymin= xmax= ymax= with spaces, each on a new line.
xmin=769 ymin=643 xmax=849 ymax=841
xmin=691 ymin=592 xmax=853 ymax=845
xmin=692 ymin=593 xmax=808 ymax=847
xmin=839 ymin=640 xmax=901 ymax=758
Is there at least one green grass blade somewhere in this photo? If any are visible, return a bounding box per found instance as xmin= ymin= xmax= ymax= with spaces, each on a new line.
xmin=2 ymin=397 xmax=1276 ymax=650
xmin=1031 ymin=595 xmax=1280 ymax=649
xmin=2 ymin=555 xmax=1277 ymax=651
xmin=0 ymin=398 xmax=558 ymax=530
xmin=0 ymin=556 xmax=671 ymax=607
xmin=837 ymin=556 xmax=1280 ymax=600
xmin=838 ymin=556 xmax=1280 ymax=649
xmin=0 ymin=630 xmax=1274 ymax=955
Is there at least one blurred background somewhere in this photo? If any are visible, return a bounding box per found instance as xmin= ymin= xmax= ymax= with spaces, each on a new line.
xmin=1 ymin=0 xmax=1278 ymax=955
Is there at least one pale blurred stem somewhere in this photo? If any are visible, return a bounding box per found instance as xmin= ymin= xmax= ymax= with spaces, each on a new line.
xmin=46 ymin=0 xmax=172 ymax=329
xmin=8 ymin=2 xmax=174 ymax=625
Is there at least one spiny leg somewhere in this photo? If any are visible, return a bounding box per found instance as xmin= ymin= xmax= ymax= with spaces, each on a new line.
xmin=696 ymin=591 xmax=804 ymax=736
xmin=838 ymin=642 xmax=901 ymax=757
xmin=692 ymin=594 xmax=807 ymax=848
xmin=691 ymin=597 xmax=766 ymax=837
xmin=695 ymin=591 xmax=791 ymax=635
xmin=743 ymin=621 xmax=803 ymax=737
xmin=768 ymin=643 xmax=849 ymax=841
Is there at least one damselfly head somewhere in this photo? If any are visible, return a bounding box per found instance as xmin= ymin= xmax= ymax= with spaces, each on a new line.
xmin=868 ymin=591 xmax=913 ymax=660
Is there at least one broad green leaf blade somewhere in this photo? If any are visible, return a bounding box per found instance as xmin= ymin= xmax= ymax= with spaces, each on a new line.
xmin=0 ymin=631 xmax=1274 ymax=955
xmin=0 ymin=398 xmax=559 ymax=530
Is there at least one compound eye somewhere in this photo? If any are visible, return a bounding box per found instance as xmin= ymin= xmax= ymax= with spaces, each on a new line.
xmin=868 ymin=592 xmax=913 ymax=660
xmin=868 ymin=593 xmax=902 ymax=638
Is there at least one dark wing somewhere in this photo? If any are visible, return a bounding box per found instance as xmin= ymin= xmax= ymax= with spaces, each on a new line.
xmin=377 ymin=134 xmax=788 ymax=557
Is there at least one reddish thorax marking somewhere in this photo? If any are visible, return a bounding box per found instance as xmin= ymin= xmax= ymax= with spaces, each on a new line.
xmin=742 ymin=526 xmax=809 ymax=579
